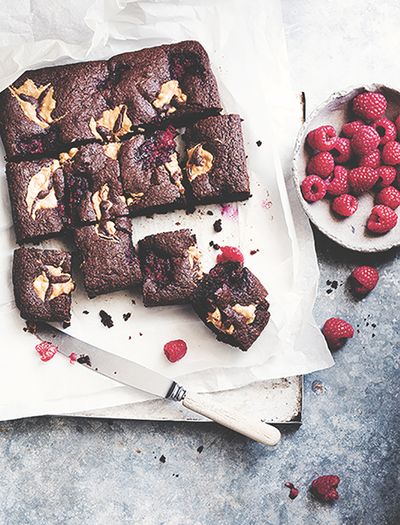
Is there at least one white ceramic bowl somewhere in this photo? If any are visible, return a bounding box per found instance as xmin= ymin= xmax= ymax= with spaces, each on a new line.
xmin=293 ymin=84 xmax=400 ymax=252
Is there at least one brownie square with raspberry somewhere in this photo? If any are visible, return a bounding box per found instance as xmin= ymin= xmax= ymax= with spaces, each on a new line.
xmin=6 ymin=158 xmax=65 ymax=243
xmin=138 ymin=229 xmax=203 ymax=307
xmin=63 ymin=143 xmax=128 ymax=225
xmin=119 ymin=127 xmax=185 ymax=216
xmin=73 ymin=217 xmax=141 ymax=298
xmin=12 ymin=246 xmax=75 ymax=323
xmin=183 ymin=114 xmax=250 ymax=204
xmin=191 ymin=261 xmax=270 ymax=351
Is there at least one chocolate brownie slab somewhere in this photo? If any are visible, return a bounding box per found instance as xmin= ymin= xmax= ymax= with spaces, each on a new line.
xmin=138 ymin=229 xmax=203 ymax=307
xmin=119 ymin=127 xmax=185 ymax=216
xmin=73 ymin=217 xmax=141 ymax=298
xmin=184 ymin=114 xmax=250 ymax=204
xmin=13 ymin=247 xmax=74 ymax=322
xmin=63 ymin=143 xmax=128 ymax=225
xmin=191 ymin=261 xmax=270 ymax=351
xmin=6 ymin=158 xmax=65 ymax=243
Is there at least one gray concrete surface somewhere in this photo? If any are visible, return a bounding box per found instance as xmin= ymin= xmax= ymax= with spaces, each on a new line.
xmin=0 ymin=1 xmax=399 ymax=524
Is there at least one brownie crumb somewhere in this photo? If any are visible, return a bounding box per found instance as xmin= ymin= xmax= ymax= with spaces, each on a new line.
xmin=99 ymin=310 xmax=114 ymax=328
xmin=331 ymin=280 xmax=338 ymax=289
xmin=123 ymin=312 xmax=131 ymax=322
xmin=213 ymin=219 xmax=222 ymax=233
xmin=139 ymin=332 xmax=143 ymax=336
xmin=197 ymin=445 xmax=204 ymax=453
xmin=250 ymin=249 xmax=259 ymax=256
xmin=256 ymin=140 xmax=262 ymax=147
xmin=159 ymin=455 xmax=166 ymax=463
xmin=207 ymin=210 xmax=214 ymax=216
xmin=175 ymin=222 xmax=181 ymax=226
xmin=326 ymin=289 xmax=333 ymax=294
xmin=326 ymin=280 xmax=331 ymax=286
xmin=131 ymin=299 xmax=136 ymax=305
xmin=23 ymin=321 xmax=37 ymax=334
xmin=83 ymin=310 xmax=89 ymax=315
xmin=77 ymin=354 xmax=92 ymax=366
xmin=63 ymin=321 xmax=71 ymax=329
xmin=209 ymin=240 xmax=220 ymax=250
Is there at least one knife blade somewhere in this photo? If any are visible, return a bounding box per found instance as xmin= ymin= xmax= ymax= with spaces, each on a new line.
xmin=36 ymin=323 xmax=281 ymax=447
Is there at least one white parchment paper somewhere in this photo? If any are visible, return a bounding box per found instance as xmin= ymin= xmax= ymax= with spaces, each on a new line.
xmin=0 ymin=0 xmax=333 ymax=420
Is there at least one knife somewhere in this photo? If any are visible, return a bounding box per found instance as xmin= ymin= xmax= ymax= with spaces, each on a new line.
xmin=38 ymin=324 xmax=281 ymax=446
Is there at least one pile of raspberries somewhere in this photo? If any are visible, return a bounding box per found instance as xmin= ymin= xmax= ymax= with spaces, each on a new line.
xmin=301 ymin=91 xmax=400 ymax=234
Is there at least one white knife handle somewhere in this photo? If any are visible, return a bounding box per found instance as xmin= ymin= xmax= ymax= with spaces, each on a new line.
xmin=181 ymin=391 xmax=281 ymax=446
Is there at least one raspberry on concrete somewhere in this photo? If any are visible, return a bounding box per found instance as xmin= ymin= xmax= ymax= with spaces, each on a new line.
xmin=351 ymin=126 xmax=380 ymax=155
xmin=375 ymin=166 xmax=396 ymax=187
xmin=372 ymin=117 xmax=397 ymax=145
xmin=307 ymin=152 xmax=334 ymax=178
xmin=342 ymin=120 xmax=364 ymax=138
xmin=330 ymin=137 xmax=351 ymax=164
xmin=367 ymin=205 xmax=398 ymax=234
xmin=351 ymin=266 xmax=379 ymax=295
xmin=164 ymin=339 xmax=187 ymax=363
xmin=348 ymin=167 xmax=378 ymax=194
xmin=382 ymin=141 xmax=400 ymax=165
xmin=331 ymin=194 xmax=358 ymax=217
xmin=376 ymin=186 xmax=400 ymax=209
xmin=306 ymin=125 xmax=337 ymax=151
xmin=301 ymin=175 xmax=327 ymax=202
xmin=311 ymin=475 xmax=340 ymax=502
xmin=353 ymin=91 xmax=387 ymax=121
xmin=326 ymin=166 xmax=349 ymax=196
xmin=322 ymin=318 xmax=354 ymax=350
xmin=359 ymin=149 xmax=381 ymax=168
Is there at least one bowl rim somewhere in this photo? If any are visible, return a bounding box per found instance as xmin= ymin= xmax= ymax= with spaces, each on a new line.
xmin=292 ymin=83 xmax=400 ymax=253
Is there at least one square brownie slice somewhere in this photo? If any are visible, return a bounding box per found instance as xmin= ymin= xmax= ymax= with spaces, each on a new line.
xmin=63 ymin=143 xmax=128 ymax=225
xmin=6 ymin=158 xmax=65 ymax=243
xmin=119 ymin=127 xmax=185 ymax=216
xmin=73 ymin=217 xmax=141 ymax=298
xmin=183 ymin=114 xmax=250 ymax=204
xmin=13 ymin=247 xmax=75 ymax=323
xmin=138 ymin=229 xmax=203 ymax=307
xmin=191 ymin=261 xmax=270 ymax=351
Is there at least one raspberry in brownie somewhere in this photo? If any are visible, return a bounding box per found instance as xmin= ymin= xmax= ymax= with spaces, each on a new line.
xmin=119 ymin=127 xmax=185 ymax=216
xmin=6 ymin=158 xmax=65 ymax=243
xmin=73 ymin=217 xmax=141 ymax=298
xmin=12 ymin=246 xmax=74 ymax=322
xmin=138 ymin=229 xmax=203 ymax=307
xmin=191 ymin=261 xmax=270 ymax=351
xmin=62 ymin=143 xmax=128 ymax=225
xmin=183 ymin=114 xmax=250 ymax=204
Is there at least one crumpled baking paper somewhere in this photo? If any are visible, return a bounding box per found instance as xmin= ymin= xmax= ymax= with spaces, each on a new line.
xmin=0 ymin=0 xmax=333 ymax=420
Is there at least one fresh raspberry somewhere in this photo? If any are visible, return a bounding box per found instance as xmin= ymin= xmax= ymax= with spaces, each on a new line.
xmin=217 ymin=246 xmax=245 ymax=264
xmin=353 ymin=92 xmax=387 ymax=121
xmin=306 ymin=125 xmax=337 ymax=151
xmin=395 ymin=114 xmax=400 ymax=137
xmin=351 ymin=126 xmax=380 ymax=155
xmin=342 ymin=120 xmax=364 ymax=138
xmin=331 ymin=194 xmax=358 ymax=217
xmin=350 ymin=266 xmax=379 ymax=295
xmin=307 ymin=152 xmax=334 ymax=178
xmin=330 ymin=137 xmax=351 ymax=164
xmin=367 ymin=205 xmax=398 ymax=234
xmin=382 ymin=141 xmax=400 ymax=165
xmin=301 ymin=175 xmax=327 ymax=202
xmin=311 ymin=475 xmax=340 ymax=502
xmin=35 ymin=341 xmax=58 ymax=362
xmin=376 ymin=186 xmax=400 ymax=209
xmin=375 ymin=166 xmax=396 ymax=187
xmin=164 ymin=339 xmax=187 ymax=363
xmin=69 ymin=352 xmax=78 ymax=364
xmin=285 ymin=483 xmax=299 ymax=500
xmin=372 ymin=117 xmax=397 ymax=145
xmin=322 ymin=318 xmax=354 ymax=350
xmin=348 ymin=167 xmax=378 ymax=194
xmin=326 ymin=166 xmax=349 ymax=196
xmin=359 ymin=149 xmax=381 ymax=168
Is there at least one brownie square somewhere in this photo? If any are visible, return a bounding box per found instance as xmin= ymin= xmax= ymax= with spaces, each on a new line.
xmin=63 ymin=143 xmax=128 ymax=225
xmin=105 ymin=40 xmax=221 ymax=127
xmin=138 ymin=229 xmax=203 ymax=307
xmin=184 ymin=114 xmax=250 ymax=204
xmin=73 ymin=217 xmax=141 ymax=298
xmin=12 ymin=247 xmax=74 ymax=322
xmin=119 ymin=127 xmax=185 ymax=216
xmin=191 ymin=261 xmax=270 ymax=351
xmin=6 ymin=158 xmax=65 ymax=243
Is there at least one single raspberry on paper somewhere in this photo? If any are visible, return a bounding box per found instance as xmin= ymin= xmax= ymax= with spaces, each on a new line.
xmin=375 ymin=166 xmax=396 ymax=188
xmin=376 ymin=186 xmax=400 ymax=209
xmin=164 ymin=339 xmax=187 ymax=363
xmin=35 ymin=341 xmax=58 ymax=362
xmin=353 ymin=91 xmax=387 ymax=121
xmin=330 ymin=137 xmax=351 ymax=164
xmin=311 ymin=475 xmax=340 ymax=502
xmin=322 ymin=318 xmax=354 ymax=350
xmin=359 ymin=149 xmax=381 ymax=168
xmin=301 ymin=175 xmax=327 ymax=202
xmin=351 ymin=266 xmax=379 ymax=295
xmin=217 ymin=246 xmax=244 ymax=264
xmin=348 ymin=167 xmax=378 ymax=194
xmin=306 ymin=125 xmax=337 ymax=151
xmin=367 ymin=205 xmax=398 ymax=233
xmin=351 ymin=126 xmax=380 ymax=155
xmin=372 ymin=117 xmax=397 ymax=145
xmin=331 ymin=194 xmax=358 ymax=217
xmin=382 ymin=141 xmax=400 ymax=165
xmin=307 ymin=152 xmax=335 ymax=178
xmin=326 ymin=166 xmax=349 ymax=196
xmin=342 ymin=120 xmax=364 ymax=138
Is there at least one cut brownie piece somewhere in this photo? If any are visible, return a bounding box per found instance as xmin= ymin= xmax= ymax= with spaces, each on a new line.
xmin=184 ymin=114 xmax=250 ymax=204
xmin=119 ymin=127 xmax=185 ymax=216
xmin=105 ymin=40 xmax=221 ymax=127
xmin=191 ymin=261 xmax=270 ymax=351
xmin=6 ymin=158 xmax=65 ymax=243
xmin=12 ymin=247 xmax=74 ymax=322
xmin=138 ymin=229 xmax=203 ymax=307
xmin=73 ymin=217 xmax=141 ymax=298
xmin=63 ymin=143 xmax=128 ymax=225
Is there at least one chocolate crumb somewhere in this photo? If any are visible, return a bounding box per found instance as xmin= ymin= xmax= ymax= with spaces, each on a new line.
xmin=213 ymin=219 xmax=222 ymax=233
xmin=326 ymin=280 xmax=331 ymax=286
xmin=63 ymin=320 xmax=71 ymax=329
xmin=123 ymin=312 xmax=131 ymax=322
xmin=99 ymin=310 xmax=114 ymax=328
xmin=159 ymin=455 xmax=166 ymax=463
xmin=23 ymin=321 xmax=37 ymax=334
xmin=213 ymin=243 xmax=219 ymax=250
xmin=256 ymin=140 xmax=262 ymax=147
xmin=250 ymin=249 xmax=259 ymax=256
xmin=128 ymin=336 xmax=132 ymax=340
xmin=207 ymin=210 xmax=214 ymax=216
xmin=331 ymin=280 xmax=338 ymax=289
xmin=139 ymin=332 xmax=143 ymax=336
xmin=131 ymin=299 xmax=136 ymax=305
xmin=175 ymin=222 xmax=181 ymax=226
xmin=326 ymin=289 xmax=333 ymax=294
xmin=83 ymin=310 xmax=89 ymax=315
xmin=77 ymin=354 xmax=92 ymax=366
xmin=197 ymin=445 xmax=204 ymax=453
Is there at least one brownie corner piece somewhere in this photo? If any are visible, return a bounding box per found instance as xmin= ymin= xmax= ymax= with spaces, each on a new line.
xmin=184 ymin=114 xmax=250 ymax=204
xmin=138 ymin=228 xmax=203 ymax=307
xmin=6 ymin=158 xmax=65 ymax=243
xmin=191 ymin=261 xmax=270 ymax=351
xmin=73 ymin=217 xmax=141 ymax=298
xmin=12 ymin=246 xmax=74 ymax=323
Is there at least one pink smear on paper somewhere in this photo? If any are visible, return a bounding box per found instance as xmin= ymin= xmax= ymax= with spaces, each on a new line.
xmin=69 ymin=352 xmax=78 ymax=364
xmin=262 ymin=199 xmax=273 ymax=209
xmin=220 ymin=203 xmax=238 ymax=219
xmin=35 ymin=341 xmax=58 ymax=362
